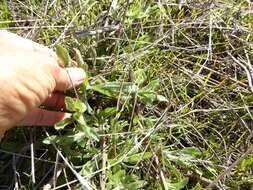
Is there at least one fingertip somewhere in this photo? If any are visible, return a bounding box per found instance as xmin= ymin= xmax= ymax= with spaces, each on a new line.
xmin=66 ymin=67 xmax=86 ymax=85
xmin=55 ymin=67 xmax=86 ymax=91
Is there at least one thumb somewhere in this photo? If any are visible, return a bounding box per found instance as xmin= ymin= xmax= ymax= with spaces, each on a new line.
xmin=54 ymin=67 xmax=86 ymax=91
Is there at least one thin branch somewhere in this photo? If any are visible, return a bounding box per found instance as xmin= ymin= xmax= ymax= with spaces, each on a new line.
xmin=29 ymin=129 xmax=36 ymax=187
xmin=197 ymin=9 xmax=213 ymax=75
xmin=228 ymin=52 xmax=253 ymax=92
xmin=153 ymin=151 xmax=168 ymax=190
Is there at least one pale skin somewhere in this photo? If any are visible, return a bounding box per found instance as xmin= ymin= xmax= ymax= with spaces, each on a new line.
xmin=0 ymin=30 xmax=86 ymax=139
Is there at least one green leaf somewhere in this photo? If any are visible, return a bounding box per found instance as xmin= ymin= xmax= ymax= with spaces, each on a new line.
xmin=138 ymin=79 xmax=161 ymax=104
xmin=125 ymin=152 xmax=152 ymax=163
xmin=55 ymin=44 xmax=71 ymax=67
xmin=138 ymin=91 xmax=157 ymax=104
xmin=82 ymin=125 xmax=99 ymax=141
xmin=79 ymin=160 xmax=97 ymax=176
xmin=179 ymin=147 xmax=202 ymax=157
xmin=57 ymin=135 xmax=75 ymax=144
xmin=73 ymin=48 xmax=88 ymax=71
xmin=240 ymin=154 xmax=253 ymax=169
xmin=112 ymin=170 xmax=126 ymax=184
xmin=91 ymin=82 xmax=138 ymax=98
xmin=126 ymin=180 xmax=147 ymax=189
xmin=163 ymin=147 xmax=202 ymax=167
xmin=167 ymin=178 xmax=189 ymax=190
xmin=65 ymin=97 xmax=76 ymax=112
xmin=73 ymin=113 xmax=86 ymax=125
xmin=73 ymin=132 xmax=86 ymax=142
xmin=43 ymin=135 xmax=57 ymax=145
xmin=65 ymin=97 xmax=87 ymax=113
xmin=140 ymin=79 xmax=160 ymax=92
xmin=74 ymin=114 xmax=99 ymax=141
xmin=193 ymin=183 xmax=203 ymax=190
xmin=54 ymin=117 xmax=73 ymax=130
xmin=134 ymin=69 xmax=146 ymax=85
xmin=99 ymin=107 xmax=117 ymax=118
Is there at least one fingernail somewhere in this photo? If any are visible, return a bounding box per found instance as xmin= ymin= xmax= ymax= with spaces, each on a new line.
xmin=66 ymin=68 xmax=86 ymax=85
xmin=62 ymin=113 xmax=72 ymax=119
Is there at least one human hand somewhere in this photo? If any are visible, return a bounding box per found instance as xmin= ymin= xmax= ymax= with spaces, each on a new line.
xmin=0 ymin=30 xmax=86 ymax=139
